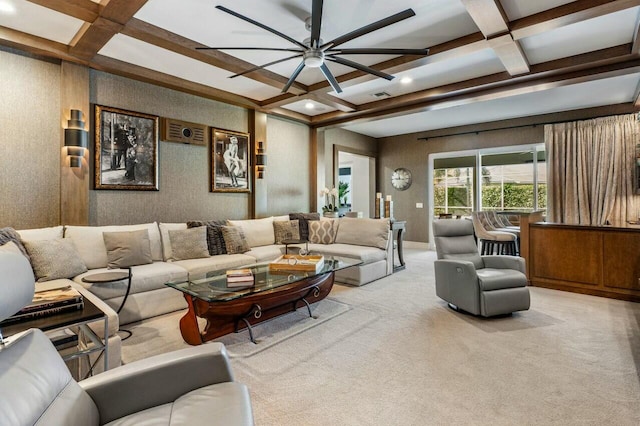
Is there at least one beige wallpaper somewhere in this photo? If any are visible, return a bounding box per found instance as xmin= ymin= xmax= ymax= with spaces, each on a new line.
xmin=378 ymin=126 xmax=544 ymax=242
xmin=265 ymin=116 xmax=311 ymax=215
xmin=0 ymin=48 xmax=61 ymax=229
xmin=90 ymin=71 xmax=251 ymax=225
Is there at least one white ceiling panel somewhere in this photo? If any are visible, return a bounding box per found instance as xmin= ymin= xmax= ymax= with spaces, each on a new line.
xmin=335 ymin=48 xmax=504 ymax=105
xmin=0 ymin=0 xmax=84 ymax=44
xmin=281 ymin=99 xmax=337 ymax=116
xmin=343 ymin=73 xmax=640 ymax=138
xmin=98 ymin=34 xmax=282 ymax=101
xmin=500 ymin=0 xmax=577 ymax=21
xmin=520 ymin=7 xmax=639 ymax=65
xmin=135 ymin=0 xmax=478 ymax=87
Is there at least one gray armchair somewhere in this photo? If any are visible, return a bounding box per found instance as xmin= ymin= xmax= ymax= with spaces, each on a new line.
xmin=432 ymin=219 xmax=530 ymax=317
xmin=0 ymin=252 xmax=254 ymax=425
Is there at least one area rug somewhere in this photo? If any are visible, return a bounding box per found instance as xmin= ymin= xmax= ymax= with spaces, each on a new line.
xmin=121 ymin=297 xmax=354 ymax=363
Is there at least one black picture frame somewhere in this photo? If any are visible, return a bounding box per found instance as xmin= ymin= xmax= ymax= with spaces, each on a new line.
xmin=94 ymin=105 xmax=159 ymax=190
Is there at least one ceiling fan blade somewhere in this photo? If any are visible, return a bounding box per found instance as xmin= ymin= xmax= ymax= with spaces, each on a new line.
xmin=321 ymin=9 xmax=416 ymax=49
xmin=230 ymin=54 xmax=303 ymax=78
xmin=196 ymin=47 xmax=303 ymax=52
xmin=310 ymin=0 xmax=324 ymax=48
xmin=216 ymin=5 xmax=306 ymax=49
xmin=327 ymin=48 xmax=429 ymax=56
xmin=325 ymin=56 xmax=394 ymax=81
xmin=320 ymin=63 xmax=342 ymax=93
xmin=282 ymin=61 xmax=306 ymax=93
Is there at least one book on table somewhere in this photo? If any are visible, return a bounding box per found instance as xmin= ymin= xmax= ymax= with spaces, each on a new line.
xmin=226 ymin=268 xmax=254 ymax=287
xmin=3 ymin=284 xmax=84 ymax=323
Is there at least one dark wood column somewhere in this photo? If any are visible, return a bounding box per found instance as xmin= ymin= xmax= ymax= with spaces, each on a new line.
xmin=249 ymin=110 xmax=267 ymax=218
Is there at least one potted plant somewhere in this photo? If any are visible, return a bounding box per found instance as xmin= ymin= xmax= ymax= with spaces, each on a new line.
xmin=320 ymin=187 xmax=339 ymax=217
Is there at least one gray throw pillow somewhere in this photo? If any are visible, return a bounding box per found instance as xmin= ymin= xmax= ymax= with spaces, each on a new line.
xmin=23 ymin=239 xmax=87 ymax=282
xmin=0 ymin=227 xmax=29 ymax=260
xmin=220 ymin=226 xmax=250 ymax=254
xmin=187 ymin=220 xmax=227 ymax=255
xmin=168 ymin=227 xmax=210 ymax=261
xmin=103 ymin=229 xmax=153 ymax=269
xmin=273 ymin=220 xmax=300 ymax=244
xmin=289 ymin=213 xmax=320 ymax=241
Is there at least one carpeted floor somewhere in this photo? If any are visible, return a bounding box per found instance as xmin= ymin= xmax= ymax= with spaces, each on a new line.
xmin=121 ymin=249 xmax=640 ymax=425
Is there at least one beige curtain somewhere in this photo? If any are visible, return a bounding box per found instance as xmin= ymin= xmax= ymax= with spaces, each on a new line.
xmin=545 ymin=114 xmax=639 ymax=226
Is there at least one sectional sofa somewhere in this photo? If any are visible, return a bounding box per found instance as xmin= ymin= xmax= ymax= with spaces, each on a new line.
xmin=9 ymin=215 xmax=392 ymax=370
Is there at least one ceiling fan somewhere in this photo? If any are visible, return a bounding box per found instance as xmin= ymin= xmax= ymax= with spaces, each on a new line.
xmin=196 ymin=1 xmax=429 ymax=94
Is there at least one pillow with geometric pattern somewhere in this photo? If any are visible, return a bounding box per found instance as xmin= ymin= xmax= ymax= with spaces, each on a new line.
xmin=220 ymin=226 xmax=250 ymax=254
xmin=308 ymin=219 xmax=338 ymax=245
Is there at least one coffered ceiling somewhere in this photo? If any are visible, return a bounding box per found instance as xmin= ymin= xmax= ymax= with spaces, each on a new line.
xmin=1 ymin=0 xmax=639 ymax=137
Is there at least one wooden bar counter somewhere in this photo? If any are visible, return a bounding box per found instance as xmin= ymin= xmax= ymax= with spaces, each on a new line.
xmin=528 ymin=222 xmax=640 ymax=302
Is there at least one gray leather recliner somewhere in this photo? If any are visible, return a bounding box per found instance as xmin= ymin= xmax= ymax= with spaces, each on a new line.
xmin=432 ymin=219 xmax=530 ymax=317
xmin=0 ymin=252 xmax=254 ymax=425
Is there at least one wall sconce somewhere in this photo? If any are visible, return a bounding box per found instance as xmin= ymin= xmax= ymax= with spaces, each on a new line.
xmin=256 ymin=141 xmax=267 ymax=179
xmin=64 ymin=109 xmax=88 ymax=168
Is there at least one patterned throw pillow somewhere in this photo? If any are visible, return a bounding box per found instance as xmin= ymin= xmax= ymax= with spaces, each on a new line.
xmin=187 ymin=220 xmax=227 ymax=255
xmin=168 ymin=227 xmax=210 ymax=261
xmin=289 ymin=213 xmax=320 ymax=241
xmin=220 ymin=226 xmax=250 ymax=254
xmin=102 ymin=229 xmax=153 ymax=269
xmin=23 ymin=239 xmax=87 ymax=282
xmin=0 ymin=227 xmax=29 ymax=260
xmin=308 ymin=219 xmax=338 ymax=245
xmin=273 ymin=220 xmax=300 ymax=244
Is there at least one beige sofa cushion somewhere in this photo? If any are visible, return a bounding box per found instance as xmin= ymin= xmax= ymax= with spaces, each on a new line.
xmin=334 ymin=218 xmax=389 ymax=249
xmin=24 ymin=239 xmax=87 ymax=282
xmin=168 ymin=227 xmax=210 ymax=261
xmin=308 ymin=243 xmax=387 ymax=264
xmin=17 ymin=226 xmax=64 ymax=241
xmin=227 ymin=217 xmax=275 ymax=247
xmin=103 ymin=229 xmax=153 ymax=269
xmin=65 ymin=223 xmax=162 ymax=269
xmin=172 ymin=254 xmax=256 ymax=280
xmin=158 ymin=223 xmax=187 ymax=261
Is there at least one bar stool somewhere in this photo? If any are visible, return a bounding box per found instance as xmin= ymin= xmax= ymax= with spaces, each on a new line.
xmin=482 ymin=211 xmax=520 ymax=255
xmin=471 ymin=212 xmax=518 ymax=255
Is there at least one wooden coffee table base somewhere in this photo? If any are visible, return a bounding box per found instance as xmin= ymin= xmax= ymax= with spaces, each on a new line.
xmin=179 ymin=272 xmax=335 ymax=345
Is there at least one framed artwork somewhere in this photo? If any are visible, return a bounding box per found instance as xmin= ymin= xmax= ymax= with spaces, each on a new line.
xmin=211 ymin=128 xmax=250 ymax=192
xmin=94 ymin=105 xmax=159 ymax=190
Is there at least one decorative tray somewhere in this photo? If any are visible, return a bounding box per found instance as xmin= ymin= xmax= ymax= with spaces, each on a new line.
xmin=268 ymin=254 xmax=325 ymax=273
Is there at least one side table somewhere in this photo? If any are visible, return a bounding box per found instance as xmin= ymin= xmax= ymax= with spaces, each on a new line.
xmin=82 ymin=268 xmax=132 ymax=314
xmin=1 ymin=298 xmax=108 ymax=379
xmin=82 ymin=268 xmax=132 ymax=340
xmin=281 ymin=239 xmax=310 ymax=255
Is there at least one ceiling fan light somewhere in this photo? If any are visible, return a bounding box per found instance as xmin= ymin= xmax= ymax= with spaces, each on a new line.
xmin=303 ymin=50 xmax=324 ymax=68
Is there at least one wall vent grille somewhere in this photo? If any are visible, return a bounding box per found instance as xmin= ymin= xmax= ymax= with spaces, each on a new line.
xmin=161 ymin=118 xmax=208 ymax=146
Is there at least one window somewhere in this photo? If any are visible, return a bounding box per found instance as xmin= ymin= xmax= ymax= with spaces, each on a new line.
xmin=429 ymin=144 xmax=545 ymax=241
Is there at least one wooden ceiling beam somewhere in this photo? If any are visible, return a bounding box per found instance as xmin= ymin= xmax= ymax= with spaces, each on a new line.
xmin=313 ymin=59 xmax=640 ymax=128
xmin=0 ymin=25 xmax=83 ymax=63
xmin=511 ymin=0 xmax=640 ymax=40
xmin=308 ymin=94 xmax=358 ymax=112
xmin=26 ymin=0 xmax=101 ymax=23
xmin=488 ymin=34 xmax=530 ymax=75
xmin=122 ymin=19 xmax=307 ymax=96
xmin=311 ymin=49 xmax=639 ymax=127
xmin=460 ymin=0 xmax=509 ymax=37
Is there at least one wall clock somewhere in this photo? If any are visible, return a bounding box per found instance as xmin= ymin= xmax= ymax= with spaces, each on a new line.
xmin=391 ymin=168 xmax=412 ymax=191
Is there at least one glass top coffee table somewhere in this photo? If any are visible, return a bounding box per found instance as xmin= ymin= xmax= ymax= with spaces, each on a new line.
xmin=166 ymin=256 xmax=361 ymax=344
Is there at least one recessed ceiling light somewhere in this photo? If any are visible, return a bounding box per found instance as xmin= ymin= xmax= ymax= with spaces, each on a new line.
xmin=0 ymin=1 xmax=16 ymax=14
xmin=400 ymin=76 xmax=413 ymax=84
xmin=305 ymin=102 xmax=315 ymax=109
